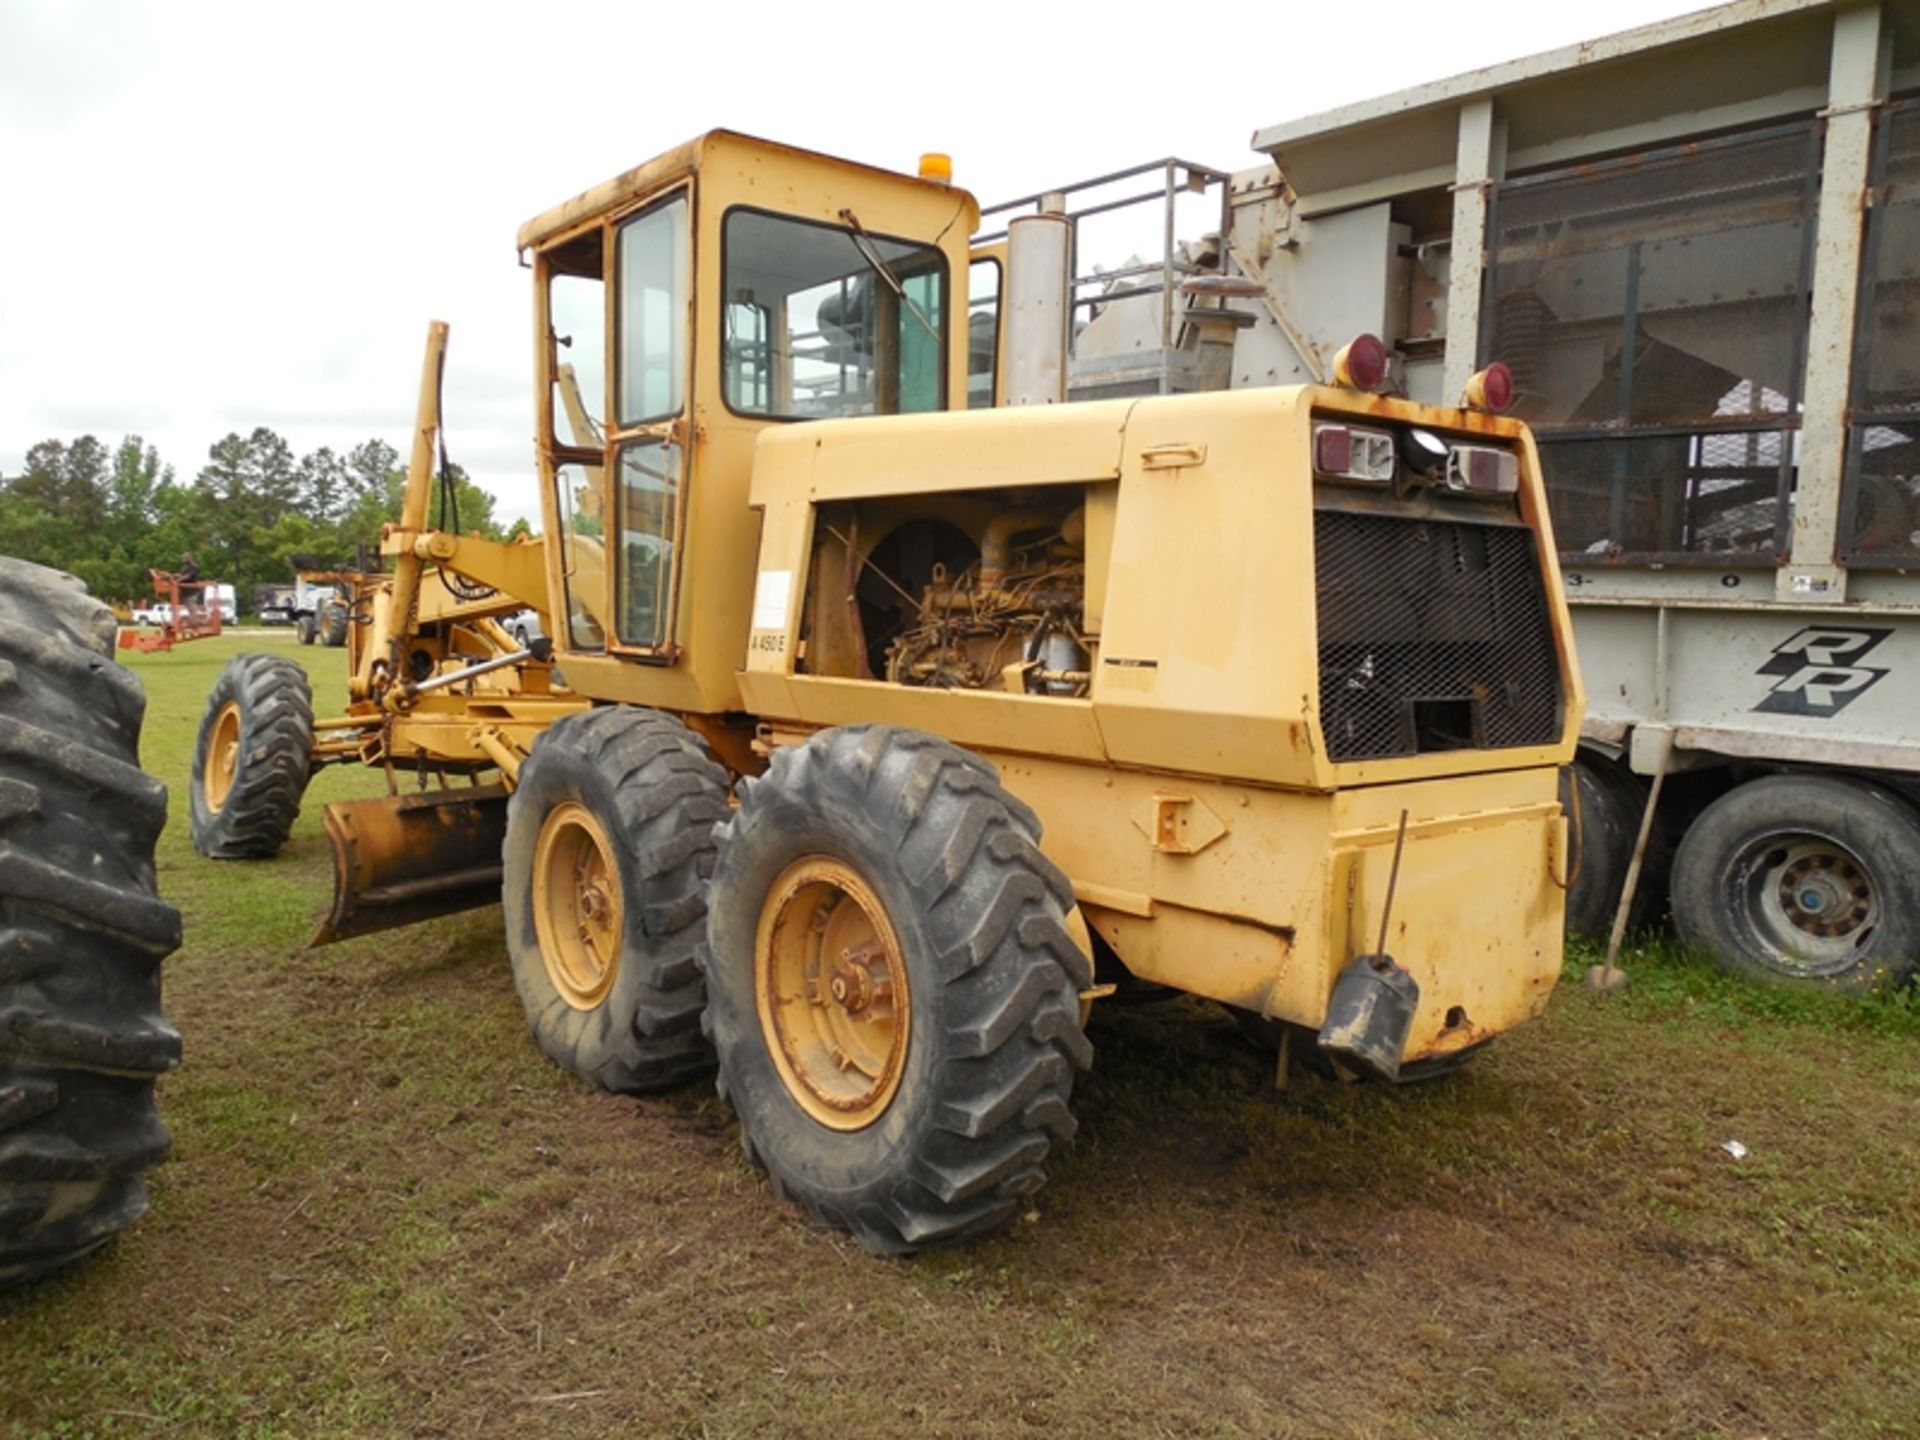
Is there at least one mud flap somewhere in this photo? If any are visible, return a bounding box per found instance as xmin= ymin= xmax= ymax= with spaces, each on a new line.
xmin=1316 ymin=953 xmax=1421 ymax=1082
xmin=312 ymin=786 xmax=509 ymax=946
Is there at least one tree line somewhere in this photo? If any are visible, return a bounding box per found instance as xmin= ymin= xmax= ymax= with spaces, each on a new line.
xmin=0 ymin=429 xmax=528 ymax=608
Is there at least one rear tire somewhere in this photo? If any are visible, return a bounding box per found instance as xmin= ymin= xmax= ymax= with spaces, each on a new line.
xmin=702 ymin=726 xmax=1092 ymax=1254
xmin=1561 ymin=757 xmax=1645 ymax=938
xmin=189 ymin=654 xmax=313 ymax=859
xmin=1671 ymin=773 xmax=1920 ymax=993
xmin=0 ymin=559 xmax=181 ymax=1288
xmin=502 ymin=708 xmax=730 ymax=1092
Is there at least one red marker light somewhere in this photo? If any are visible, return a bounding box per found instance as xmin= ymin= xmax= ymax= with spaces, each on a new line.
xmin=1314 ymin=425 xmax=1353 ymax=474
xmin=1464 ymin=362 xmax=1515 ymax=414
xmin=1332 ymin=333 xmax=1389 ymax=393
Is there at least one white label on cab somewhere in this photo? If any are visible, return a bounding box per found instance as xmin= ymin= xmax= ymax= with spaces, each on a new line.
xmin=751 ymin=569 xmax=793 ymax=631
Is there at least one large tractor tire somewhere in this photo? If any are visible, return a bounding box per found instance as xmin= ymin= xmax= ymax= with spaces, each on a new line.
xmin=702 ymin=726 xmax=1093 ymax=1254
xmin=0 ymin=558 xmax=181 ymax=1288
xmin=502 ymin=708 xmax=731 ymax=1092
xmin=317 ymin=602 xmax=348 ymax=649
xmin=189 ymin=654 xmax=313 ymax=859
xmin=295 ymin=614 xmax=317 ymax=646
xmin=1671 ymin=773 xmax=1920 ymax=994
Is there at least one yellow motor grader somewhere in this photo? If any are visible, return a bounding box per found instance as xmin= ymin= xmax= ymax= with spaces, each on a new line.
xmin=190 ymin=131 xmax=1582 ymax=1253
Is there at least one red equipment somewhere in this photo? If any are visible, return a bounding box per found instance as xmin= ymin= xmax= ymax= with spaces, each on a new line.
xmin=119 ymin=570 xmax=224 ymax=653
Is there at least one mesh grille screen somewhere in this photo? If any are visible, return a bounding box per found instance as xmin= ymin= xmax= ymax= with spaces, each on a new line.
xmin=1314 ymin=511 xmax=1562 ymax=763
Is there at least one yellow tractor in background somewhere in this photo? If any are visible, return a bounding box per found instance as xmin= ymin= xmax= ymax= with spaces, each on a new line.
xmin=189 ymin=131 xmax=1582 ymax=1253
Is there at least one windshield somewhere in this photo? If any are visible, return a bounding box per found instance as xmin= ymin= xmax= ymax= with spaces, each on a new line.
xmin=721 ymin=208 xmax=947 ymax=419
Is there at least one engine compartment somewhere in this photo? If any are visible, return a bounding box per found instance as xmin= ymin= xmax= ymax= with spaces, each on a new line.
xmin=800 ymin=488 xmax=1095 ymax=697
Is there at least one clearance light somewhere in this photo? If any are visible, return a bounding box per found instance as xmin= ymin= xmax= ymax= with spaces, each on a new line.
xmin=1446 ymin=444 xmax=1521 ymax=496
xmin=1313 ymin=422 xmax=1395 ymax=482
xmin=918 ymin=152 xmax=954 ymax=184
xmin=1332 ymin=333 xmax=1389 ymax=393
xmin=1463 ymin=362 xmax=1515 ymax=414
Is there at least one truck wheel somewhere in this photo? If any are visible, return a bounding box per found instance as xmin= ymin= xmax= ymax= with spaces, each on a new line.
xmin=295 ymin=614 xmax=316 ymax=646
xmin=189 ymin=654 xmax=314 ymax=859
xmin=0 ymin=559 xmax=181 ymax=1287
xmin=702 ymin=726 xmax=1093 ymax=1254
xmin=317 ymin=602 xmax=349 ymax=648
xmin=1671 ymin=774 xmax=1920 ymax=993
xmin=502 ymin=708 xmax=730 ymax=1092
xmin=1561 ymin=757 xmax=1643 ymax=938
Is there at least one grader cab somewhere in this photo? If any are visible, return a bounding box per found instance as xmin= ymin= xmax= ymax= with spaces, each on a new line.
xmin=189 ymin=131 xmax=1583 ymax=1253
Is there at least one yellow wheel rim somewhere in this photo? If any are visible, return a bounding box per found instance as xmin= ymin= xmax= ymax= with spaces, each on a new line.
xmin=754 ymin=857 xmax=910 ymax=1131
xmin=531 ymin=802 xmax=623 ymax=1010
xmin=204 ymin=701 xmax=242 ymax=814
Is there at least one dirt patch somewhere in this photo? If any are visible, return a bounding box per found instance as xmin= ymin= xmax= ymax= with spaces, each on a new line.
xmin=6 ymin=637 xmax=1919 ymax=1439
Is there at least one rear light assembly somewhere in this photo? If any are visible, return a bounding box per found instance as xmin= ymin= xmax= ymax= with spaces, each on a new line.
xmin=1446 ymin=444 xmax=1520 ymax=496
xmin=1462 ymin=362 xmax=1516 ymax=414
xmin=1313 ymin=422 xmax=1395 ymax=483
xmin=1332 ymin=333 xmax=1390 ymax=393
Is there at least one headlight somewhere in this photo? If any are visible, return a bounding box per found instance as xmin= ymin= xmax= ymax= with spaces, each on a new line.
xmin=1313 ymin=423 xmax=1395 ymax=483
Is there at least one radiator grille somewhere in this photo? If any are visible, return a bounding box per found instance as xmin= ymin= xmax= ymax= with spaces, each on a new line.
xmin=1314 ymin=510 xmax=1561 ymax=763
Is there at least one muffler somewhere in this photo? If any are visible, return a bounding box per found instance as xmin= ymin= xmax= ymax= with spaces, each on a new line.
xmin=312 ymin=785 xmax=509 ymax=945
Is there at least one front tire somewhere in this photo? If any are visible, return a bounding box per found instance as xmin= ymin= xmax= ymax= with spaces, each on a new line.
xmin=189 ymin=654 xmax=313 ymax=859
xmin=0 ymin=559 xmax=181 ymax=1287
xmin=502 ymin=708 xmax=730 ymax=1092
xmin=1671 ymin=773 xmax=1920 ymax=993
xmin=703 ymin=726 xmax=1092 ymax=1254
xmin=295 ymin=614 xmax=316 ymax=646
xmin=317 ymin=602 xmax=348 ymax=648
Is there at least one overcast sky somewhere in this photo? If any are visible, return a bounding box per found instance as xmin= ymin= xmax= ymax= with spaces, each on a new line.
xmin=1 ymin=0 xmax=1719 ymax=527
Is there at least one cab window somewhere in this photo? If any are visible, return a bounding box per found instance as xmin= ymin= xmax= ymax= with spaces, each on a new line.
xmin=721 ymin=208 xmax=947 ymax=419
xmin=967 ymin=256 xmax=1001 ymax=409
xmin=616 ymin=195 xmax=689 ymax=426
xmin=616 ymin=440 xmax=681 ymax=650
xmin=545 ymin=233 xmax=605 ymax=449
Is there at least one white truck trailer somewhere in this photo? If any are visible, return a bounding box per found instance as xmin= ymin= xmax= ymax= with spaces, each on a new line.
xmin=991 ymin=0 xmax=1920 ymax=990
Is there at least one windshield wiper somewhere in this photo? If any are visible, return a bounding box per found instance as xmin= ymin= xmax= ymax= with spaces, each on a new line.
xmin=839 ymin=207 xmax=941 ymax=347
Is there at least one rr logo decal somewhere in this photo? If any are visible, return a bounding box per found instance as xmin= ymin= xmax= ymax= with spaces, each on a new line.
xmin=1753 ymin=627 xmax=1893 ymax=716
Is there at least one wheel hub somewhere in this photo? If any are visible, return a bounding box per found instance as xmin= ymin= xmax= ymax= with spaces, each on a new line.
xmin=755 ymin=858 xmax=910 ymax=1131
xmin=204 ymin=701 xmax=243 ymax=814
xmin=531 ymin=801 xmax=623 ymax=1010
xmin=1736 ymin=835 xmax=1879 ymax=973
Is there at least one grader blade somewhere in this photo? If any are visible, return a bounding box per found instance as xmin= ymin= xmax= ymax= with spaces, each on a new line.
xmin=312 ymin=786 xmax=510 ymax=946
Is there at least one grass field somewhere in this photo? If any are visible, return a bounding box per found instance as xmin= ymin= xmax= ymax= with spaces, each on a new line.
xmin=5 ymin=633 xmax=1919 ymax=1439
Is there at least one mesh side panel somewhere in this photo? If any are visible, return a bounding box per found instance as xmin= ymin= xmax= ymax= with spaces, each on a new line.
xmin=1484 ymin=124 xmax=1818 ymax=561
xmin=1844 ymin=106 xmax=1920 ymax=564
xmin=1314 ymin=511 xmax=1562 ymax=763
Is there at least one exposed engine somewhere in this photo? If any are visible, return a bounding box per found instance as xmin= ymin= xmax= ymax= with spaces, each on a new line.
xmin=882 ymin=510 xmax=1091 ymax=697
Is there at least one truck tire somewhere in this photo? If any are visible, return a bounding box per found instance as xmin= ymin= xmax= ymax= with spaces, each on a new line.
xmin=1561 ymin=757 xmax=1643 ymax=938
xmin=295 ymin=614 xmax=316 ymax=646
xmin=1671 ymin=773 xmax=1920 ymax=993
xmin=702 ymin=726 xmax=1093 ymax=1254
xmin=502 ymin=708 xmax=730 ymax=1092
xmin=0 ymin=559 xmax=181 ymax=1288
xmin=317 ymin=602 xmax=348 ymax=648
xmin=189 ymin=654 xmax=314 ymax=859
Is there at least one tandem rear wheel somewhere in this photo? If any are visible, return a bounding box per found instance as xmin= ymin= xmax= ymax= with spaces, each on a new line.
xmin=501 ymin=708 xmax=731 ymax=1093
xmin=701 ymin=725 xmax=1093 ymax=1255
xmin=1671 ymin=773 xmax=1920 ymax=994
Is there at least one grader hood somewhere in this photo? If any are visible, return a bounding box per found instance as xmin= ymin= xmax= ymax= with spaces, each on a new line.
xmin=312 ymin=787 xmax=510 ymax=946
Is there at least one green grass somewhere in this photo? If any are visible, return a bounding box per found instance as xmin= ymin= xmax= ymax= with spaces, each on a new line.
xmin=3 ymin=633 xmax=1918 ymax=1439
